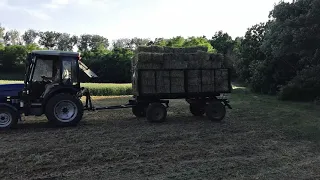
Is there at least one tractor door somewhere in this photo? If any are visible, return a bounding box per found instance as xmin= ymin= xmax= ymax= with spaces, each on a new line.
xmin=28 ymin=55 xmax=59 ymax=100
xmin=61 ymin=56 xmax=80 ymax=87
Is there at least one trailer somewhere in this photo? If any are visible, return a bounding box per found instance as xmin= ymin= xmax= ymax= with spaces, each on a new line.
xmin=0 ymin=50 xmax=232 ymax=130
xmin=83 ymin=68 xmax=232 ymax=123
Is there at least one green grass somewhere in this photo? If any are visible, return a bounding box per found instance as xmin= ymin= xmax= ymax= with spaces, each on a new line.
xmin=82 ymin=83 xmax=132 ymax=96
xmin=0 ymin=80 xmax=132 ymax=96
xmin=1 ymin=80 xmax=320 ymax=142
xmin=231 ymin=86 xmax=320 ymax=142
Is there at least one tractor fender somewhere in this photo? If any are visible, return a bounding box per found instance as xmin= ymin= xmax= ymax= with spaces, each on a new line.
xmin=0 ymin=103 xmax=21 ymax=119
xmin=43 ymin=86 xmax=79 ymax=106
xmin=43 ymin=86 xmax=79 ymax=105
xmin=0 ymin=103 xmax=19 ymax=112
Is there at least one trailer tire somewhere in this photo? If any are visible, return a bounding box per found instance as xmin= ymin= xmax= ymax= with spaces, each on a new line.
xmin=132 ymin=104 xmax=147 ymax=117
xmin=0 ymin=106 xmax=18 ymax=130
xmin=45 ymin=93 xmax=83 ymax=127
xmin=205 ymin=101 xmax=226 ymax=121
xmin=189 ymin=103 xmax=205 ymax=116
xmin=146 ymin=103 xmax=167 ymax=123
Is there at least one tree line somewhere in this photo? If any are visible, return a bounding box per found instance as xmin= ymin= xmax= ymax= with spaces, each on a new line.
xmin=1 ymin=0 xmax=319 ymax=102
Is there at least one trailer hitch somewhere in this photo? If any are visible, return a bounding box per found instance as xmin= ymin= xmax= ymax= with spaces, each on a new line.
xmin=222 ymin=99 xmax=232 ymax=109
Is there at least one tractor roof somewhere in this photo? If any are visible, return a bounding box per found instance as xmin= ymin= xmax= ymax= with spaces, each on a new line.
xmin=30 ymin=50 xmax=79 ymax=57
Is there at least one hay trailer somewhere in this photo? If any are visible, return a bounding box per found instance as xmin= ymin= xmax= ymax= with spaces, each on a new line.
xmin=84 ymin=67 xmax=233 ymax=123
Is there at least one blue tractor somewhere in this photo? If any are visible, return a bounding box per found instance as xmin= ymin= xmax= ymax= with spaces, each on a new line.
xmin=0 ymin=50 xmax=97 ymax=129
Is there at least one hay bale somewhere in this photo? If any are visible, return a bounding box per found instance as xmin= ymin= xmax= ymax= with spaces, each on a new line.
xmin=188 ymin=85 xmax=201 ymax=93
xmin=171 ymin=77 xmax=184 ymax=86
xmin=202 ymin=84 xmax=214 ymax=92
xmin=136 ymin=63 xmax=162 ymax=69
xmin=184 ymin=46 xmax=208 ymax=53
xmin=187 ymin=58 xmax=201 ymax=69
xmin=137 ymin=46 xmax=152 ymax=53
xmin=171 ymin=70 xmax=184 ymax=78
xmin=141 ymin=85 xmax=156 ymax=94
xmin=156 ymin=71 xmax=170 ymax=93
xmin=188 ymin=77 xmax=200 ymax=85
xmin=215 ymin=69 xmax=229 ymax=92
xmin=209 ymin=53 xmax=223 ymax=68
xmin=163 ymin=47 xmax=175 ymax=53
xmin=173 ymin=47 xmax=185 ymax=54
xmin=151 ymin=46 xmax=164 ymax=53
xmin=187 ymin=70 xmax=200 ymax=78
xmin=163 ymin=54 xmax=187 ymax=69
xmin=202 ymin=70 xmax=212 ymax=85
xmin=137 ymin=53 xmax=164 ymax=64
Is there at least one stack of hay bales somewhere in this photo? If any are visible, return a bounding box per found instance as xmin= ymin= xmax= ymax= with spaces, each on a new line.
xmin=132 ymin=46 xmax=229 ymax=96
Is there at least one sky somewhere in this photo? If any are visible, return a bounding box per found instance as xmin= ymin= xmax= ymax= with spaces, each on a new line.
xmin=0 ymin=0 xmax=290 ymax=42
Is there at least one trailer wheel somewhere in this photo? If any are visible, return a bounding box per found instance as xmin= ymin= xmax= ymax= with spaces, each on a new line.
xmin=0 ymin=106 xmax=18 ymax=130
xmin=146 ymin=103 xmax=167 ymax=123
xmin=45 ymin=93 xmax=83 ymax=127
xmin=205 ymin=101 xmax=226 ymax=121
xmin=189 ymin=103 xmax=205 ymax=116
xmin=132 ymin=104 xmax=147 ymax=117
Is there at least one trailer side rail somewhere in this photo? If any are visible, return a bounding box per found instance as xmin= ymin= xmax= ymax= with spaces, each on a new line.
xmin=137 ymin=68 xmax=232 ymax=99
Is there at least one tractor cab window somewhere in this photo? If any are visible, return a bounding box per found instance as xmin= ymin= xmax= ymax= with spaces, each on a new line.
xmin=61 ymin=56 xmax=78 ymax=85
xmin=33 ymin=58 xmax=54 ymax=82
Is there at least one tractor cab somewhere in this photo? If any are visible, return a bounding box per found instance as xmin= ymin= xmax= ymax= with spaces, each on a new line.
xmin=24 ymin=50 xmax=81 ymax=101
xmin=0 ymin=50 xmax=98 ymax=129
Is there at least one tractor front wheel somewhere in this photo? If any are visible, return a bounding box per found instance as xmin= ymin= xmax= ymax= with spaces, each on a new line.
xmin=0 ymin=106 xmax=18 ymax=130
xmin=45 ymin=93 xmax=84 ymax=127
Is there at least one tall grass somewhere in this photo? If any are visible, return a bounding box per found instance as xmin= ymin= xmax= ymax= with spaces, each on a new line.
xmin=82 ymin=83 xmax=132 ymax=96
xmin=0 ymin=80 xmax=132 ymax=96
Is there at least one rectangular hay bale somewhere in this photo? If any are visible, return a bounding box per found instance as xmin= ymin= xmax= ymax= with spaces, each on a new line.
xmin=215 ymin=69 xmax=229 ymax=92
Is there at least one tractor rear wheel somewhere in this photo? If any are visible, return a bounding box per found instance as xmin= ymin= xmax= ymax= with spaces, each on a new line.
xmin=45 ymin=93 xmax=83 ymax=127
xmin=0 ymin=106 xmax=18 ymax=130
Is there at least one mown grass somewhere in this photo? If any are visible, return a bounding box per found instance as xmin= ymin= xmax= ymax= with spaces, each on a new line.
xmin=0 ymin=80 xmax=132 ymax=96
xmin=231 ymin=86 xmax=320 ymax=142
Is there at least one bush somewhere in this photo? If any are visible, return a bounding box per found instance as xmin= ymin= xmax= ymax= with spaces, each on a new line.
xmin=278 ymin=65 xmax=320 ymax=101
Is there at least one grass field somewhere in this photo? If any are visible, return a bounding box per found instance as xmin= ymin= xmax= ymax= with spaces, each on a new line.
xmin=0 ymin=86 xmax=320 ymax=179
xmin=0 ymin=80 xmax=132 ymax=96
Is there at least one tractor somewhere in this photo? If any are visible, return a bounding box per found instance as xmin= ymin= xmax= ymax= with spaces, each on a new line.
xmin=0 ymin=50 xmax=97 ymax=129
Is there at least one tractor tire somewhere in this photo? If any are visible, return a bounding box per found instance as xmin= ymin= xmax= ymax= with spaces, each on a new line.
xmin=132 ymin=104 xmax=147 ymax=117
xmin=45 ymin=93 xmax=83 ymax=127
xmin=146 ymin=103 xmax=167 ymax=123
xmin=0 ymin=106 xmax=18 ymax=130
xmin=205 ymin=101 xmax=226 ymax=122
xmin=189 ymin=103 xmax=205 ymax=116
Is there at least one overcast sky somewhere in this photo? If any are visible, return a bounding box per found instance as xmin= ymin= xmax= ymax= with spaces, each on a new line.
xmin=0 ymin=0 xmax=289 ymax=41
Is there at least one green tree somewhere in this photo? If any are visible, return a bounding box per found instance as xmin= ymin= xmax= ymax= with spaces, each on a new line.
xmin=90 ymin=34 xmax=109 ymax=52
xmin=236 ymin=23 xmax=266 ymax=83
xmin=78 ymin=34 xmax=92 ymax=52
xmin=183 ymin=36 xmax=215 ymax=52
xmin=0 ymin=23 xmax=5 ymax=44
xmin=4 ymin=30 xmax=21 ymax=45
xmin=167 ymin=36 xmax=185 ymax=47
xmin=0 ymin=45 xmax=27 ymax=71
xmin=57 ymin=33 xmax=78 ymax=51
xmin=22 ymin=29 xmax=38 ymax=45
xmin=210 ymin=31 xmax=234 ymax=55
xmin=38 ymin=31 xmax=61 ymax=49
